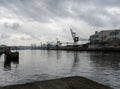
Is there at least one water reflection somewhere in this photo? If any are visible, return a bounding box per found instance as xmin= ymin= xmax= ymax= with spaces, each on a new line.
xmin=46 ymin=50 xmax=62 ymax=60
xmin=56 ymin=51 xmax=61 ymax=60
xmin=0 ymin=50 xmax=119 ymax=89
xmin=89 ymin=52 xmax=120 ymax=70
xmin=4 ymin=53 xmax=19 ymax=71
xmin=71 ymin=52 xmax=79 ymax=72
xmin=88 ymin=52 xmax=120 ymax=89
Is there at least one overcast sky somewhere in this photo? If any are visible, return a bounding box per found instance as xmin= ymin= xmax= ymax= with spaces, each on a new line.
xmin=0 ymin=0 xmax=120 ymax=46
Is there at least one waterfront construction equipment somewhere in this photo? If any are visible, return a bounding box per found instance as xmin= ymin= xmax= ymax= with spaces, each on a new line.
xmin=70 ymin=28 xmax=89 ymax=45
xmin=70 ymin=28 xmax=79 ymax=45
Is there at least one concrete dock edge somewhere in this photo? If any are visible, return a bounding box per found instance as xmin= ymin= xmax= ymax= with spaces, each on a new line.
xmin=0 ymin=76 xmax=113 ymax=89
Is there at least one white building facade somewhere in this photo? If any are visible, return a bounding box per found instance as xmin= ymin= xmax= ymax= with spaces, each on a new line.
xmin=89 ymin=29 xmax=120 ymax=45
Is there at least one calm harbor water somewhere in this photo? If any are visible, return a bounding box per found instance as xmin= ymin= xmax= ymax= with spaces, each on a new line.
xmin=0 ymin=50 xmax=120 ymax=89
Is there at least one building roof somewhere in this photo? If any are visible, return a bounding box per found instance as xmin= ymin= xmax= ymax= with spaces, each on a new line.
xmin=99 ymin=29 xmax=120 ymax=32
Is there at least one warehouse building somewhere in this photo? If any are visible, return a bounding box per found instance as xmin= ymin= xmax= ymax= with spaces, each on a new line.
xmin=89 ymin=29 xmax=120 ymax=45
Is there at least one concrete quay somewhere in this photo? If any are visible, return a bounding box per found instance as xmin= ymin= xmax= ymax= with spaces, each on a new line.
xmin=0 ymin=76 xmax=113 ymax=89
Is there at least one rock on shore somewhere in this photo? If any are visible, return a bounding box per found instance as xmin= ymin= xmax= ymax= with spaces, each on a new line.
xmin=0 ymin=76 xmax=113 ymax=89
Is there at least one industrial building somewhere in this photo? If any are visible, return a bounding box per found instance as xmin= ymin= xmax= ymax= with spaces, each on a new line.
xmin=89 ymin=29 xmax=120 ymax=45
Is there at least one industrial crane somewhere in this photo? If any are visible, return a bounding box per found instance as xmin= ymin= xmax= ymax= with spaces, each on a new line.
xmin=70 ymin=28 xmax=79 ymax=45
xmin=53 ymin=28 xmax=89 ymax=46
xmin=70 ymin=28 xmax=89 ymax=45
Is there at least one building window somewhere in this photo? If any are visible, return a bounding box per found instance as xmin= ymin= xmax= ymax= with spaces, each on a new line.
xmin=91 ymin=35 xmax=98 ymax=38
xmin=110 ymin=31 xmax=119 ymax=36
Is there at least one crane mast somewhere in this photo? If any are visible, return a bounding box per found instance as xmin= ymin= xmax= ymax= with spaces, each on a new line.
xmin=70 ymin=28 xmax=79 ymax=45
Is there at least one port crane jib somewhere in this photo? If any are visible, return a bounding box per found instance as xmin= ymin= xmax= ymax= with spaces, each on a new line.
xmin=70 ymin=28 xmax=89 ymax=44
xmin=70 ymin=28 xmax=79 ymax=45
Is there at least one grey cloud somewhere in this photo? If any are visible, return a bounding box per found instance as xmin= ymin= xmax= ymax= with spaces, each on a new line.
xmin=20 ymin=37 xmax=32 ymax=41
xmin=0 ymin=0 xmax=72 ymax=22
xmin=4 ymin=22 xmax=20 ymax=29
xmin=11 ymin=22 xmax=20 ymax=29
xmin=91 ymin=0 xmax=120 ymax=7
xmin=0 ymin=33 xmax=10 ymax=39
xmin=70 ymin=0 xmax=120 ymax=27
xmin=4 ymin=22 xmax=9 ymax=28
xmin=73 ymin=0 xmax=120 ymax=7
xmin=1 ymin=0 xmax=120 ymax=28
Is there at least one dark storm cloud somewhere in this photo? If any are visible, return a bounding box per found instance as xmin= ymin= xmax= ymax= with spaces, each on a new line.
xmin=1 ymin=0 xmax=120 ymax=27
